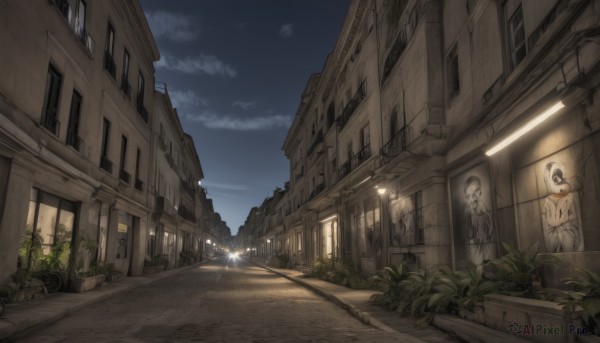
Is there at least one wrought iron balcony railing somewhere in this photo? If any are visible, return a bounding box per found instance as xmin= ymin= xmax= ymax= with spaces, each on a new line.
xmin=136 ymin=96 xmax=149 ymax=123
xmin=119 ymin=169 xmax=130 ymax=184
xmin=135 ymin=178 xmax=143 ymax=191
xmin=307 ymin=130 xmax=323 ymax=156
xmin=337 ymin=144 xmax=371 ymax=180
xmin=381 ymin=126 xmax=409 ymax=162
xmin=178 ymin=205 xmax=196 ymax=223
xmin=41 ymin=108 xmax=60 ymax=136
xmin=180 ymin=179 xmax=195 ymax=198
xmin=66 ymin=129 xmax=83 ymax=152
xmin=382 ymin=30 xmax=407 ymax=84
xmin=120 ymin=77 xmax=131 ymax=99
xmin=104 ymin=51 xmax=116 ymax=79
xmin=337 ymin=81 xmax=366 ymax=131
xmin=100 ymin=156 xmax=113 ymax=174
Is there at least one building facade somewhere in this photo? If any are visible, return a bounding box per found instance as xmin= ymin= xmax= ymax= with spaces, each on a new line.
xmin=0 ymin=0 xmax=230 ymax=285
xmin=239 ymin=0 xmax=600 ymax=282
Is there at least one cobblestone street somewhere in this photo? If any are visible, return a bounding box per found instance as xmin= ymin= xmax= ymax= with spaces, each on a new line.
xmin=17 ymin=258 xmax=401 ymax=342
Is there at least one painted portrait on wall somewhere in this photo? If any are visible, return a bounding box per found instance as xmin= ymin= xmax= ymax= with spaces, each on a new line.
xmin=390 ymin=195 xmax=415 ymax=246
xmin=540 ymin=161 xmax=584 ymax=252
xmin=513 ymin=146 xmax=585 ymax=253
xmin=450 ymin=162 xmax=497 ymax=265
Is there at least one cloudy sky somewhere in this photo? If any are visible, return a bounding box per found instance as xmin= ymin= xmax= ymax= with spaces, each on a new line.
xmin=140 ymin=1 xmax=351 ymax=235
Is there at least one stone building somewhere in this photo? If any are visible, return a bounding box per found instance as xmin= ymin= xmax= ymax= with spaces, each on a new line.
xmin=0 ymin=0 xmax=229 ymax=285
xmin=241 ymin=0 xmax=600 ymax=280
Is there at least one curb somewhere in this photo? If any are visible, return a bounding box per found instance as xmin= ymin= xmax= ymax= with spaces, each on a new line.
xmin=246 ymin=259 xmax=425 ymax=343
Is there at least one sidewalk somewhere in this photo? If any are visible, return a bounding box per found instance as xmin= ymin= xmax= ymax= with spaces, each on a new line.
xmin=0 ymin=261 xmax=209 ymax=341
xmin=247 ymin=257 xmax=532 ymax=343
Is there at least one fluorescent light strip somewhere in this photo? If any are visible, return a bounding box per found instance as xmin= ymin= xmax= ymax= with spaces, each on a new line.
xmin=319 ymin=215 xmax=337 ymax=223
xmin=485 ymin=101 xmax=565 ymax=157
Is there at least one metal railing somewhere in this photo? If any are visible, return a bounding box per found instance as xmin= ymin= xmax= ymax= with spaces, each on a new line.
xmin=41 ymin=108 xmax=60 ymax=136
xmin=307 ymin=130 xmax=323 ymax=156
xmin=51 ymin=0 xmax=94 ymax=56
xmin=66 ymin=129 xmax=83 ymax=152
xmin=134 ymin=178 xmax=143 ymax=191
xmin=381 ymin=126 xmax=409 ymax=159
xmin=338 ymin=144 xmax=371 ymax=180
xmin=100 ymin=156 xmax=113 ymax=174
xmin=136 ymin=96 xmax=149 ymax=122
xmin=120 ymin=77 xmax=131 ymax=98
xmin=180 ymin=179 xmax=195 ymax=198
xmin=119 ymin=169 xmax=130 ymax=184
xmin=382 ymin=30 xmax=407 ymax=84
xmin=104 ymin=51 xmax=116 ymax=79
xmin=178 ymin=205 xmax=196 ymax=223
xmin=337 ymin=81 xmax=366 ymax=131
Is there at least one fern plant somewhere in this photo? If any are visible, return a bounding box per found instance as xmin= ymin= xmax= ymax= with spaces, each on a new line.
xmin=558 ymin=269 xmax=600 ymax=336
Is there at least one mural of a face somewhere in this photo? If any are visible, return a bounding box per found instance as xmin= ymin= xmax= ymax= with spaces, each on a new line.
xmin=464 ymin=176 xmax=482 ymax=213
xmin=544 ymin=162 xmax=571 ymax=196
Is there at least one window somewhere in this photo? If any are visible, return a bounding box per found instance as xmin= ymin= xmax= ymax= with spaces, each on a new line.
xmin=121 ymin=49 xmax=131 ymax=97
xmin=94 ymin=201 xmax=110 ymax=264
xmin=390 ymin=111 xmax=398 ymax=138
xmin=447 ymin=45 xmax=460 ymax=98
xmin=136 ymin=72 xmax=148 ymax=122
xmin=66 ymin=89 xmax=82 ymax=151
xmin=119 ymin=135 xmax=129 ymax=183
xmin=21 ymin=188 xmax=76 ymax=271
xmin=104 ymin=23 xmax=116 ymax=78
xmin=117 ymin=212 xmax=132 ymax=259
xmin=135 ymin=148 xmax=143 ymax=191
xmin=359 ymin=124 xmax=371 ymax=162
xmin=506 ymin=4 xmax=526 ymax=71
xmin=137 ymin=72 xmax=145 ymax=104
xmin=100 ymin=118 xmax=112 ymax=173
xmin=327 ymin=103 xmax=335 ymax=129
xmin=42 ymin=64 xmax=63 ymax=136
xmin=75 ymin=0 xmax=86 ymax=41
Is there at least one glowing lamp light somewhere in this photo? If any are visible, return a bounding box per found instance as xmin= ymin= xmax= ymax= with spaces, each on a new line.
xmin=485 ymin=101 xmax=564 ymax=157
xmin=377 ymin=188 xmax=387 ymax=195
xmin=267 ymin=239 xmax=271 ymax=243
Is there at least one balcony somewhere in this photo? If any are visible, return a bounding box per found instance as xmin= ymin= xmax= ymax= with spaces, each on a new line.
xmin=165 ymin=152 xmax=176 ymax=170
xmin=382 ymin=30 xmax=407 ymax=84
xmin=134 ymin=178 xmax=143 ymax=191
xmin=104 ymin=51 xmax=116 ymax=79
xmin=158 ymin=134 xmax=167 ymax=151
xmin=66 ymin=129 xmax=83 ymax=152
xmin=307 ymin=131 xmax=323 ymax=157
xmin=337 ymin=81 xmax=366 ymax=131
xmin=41 ymin=108 xmax=60 ymax=136
xmin=338 ymin=144 xmax=371 ymax=180
xmin=381 ymin=126 xmax=409 ymax=163
xmin=180 ymin=179 xmax=195 ymax=198
xmin=100 ymin=156 xmax=113 ymax=174
xmin=120 ymin=77 xmax=131 ymax=99
xmin=309 ymin=183 xmax=325 ymax=200
xmin=51 ymin=0 xmax=94 ymax=56
xmin=119 ymin=169 xmax=130 ymax=184
xmin=136 ymin=96 xmax=149 ymax=123
xmin=155 ymin=196 xmax=177 ymax=217
xmin=178 ymin=205 xmax=196 ymax=223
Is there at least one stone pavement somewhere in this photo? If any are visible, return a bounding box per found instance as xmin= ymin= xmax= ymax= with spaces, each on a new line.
xmin=0 ymin=256 xmax=529 ymax=342
xmin=0 ymin=260 xmax=211 ymax=341
xmin=247 ymin=257 xmax=534 ymax=343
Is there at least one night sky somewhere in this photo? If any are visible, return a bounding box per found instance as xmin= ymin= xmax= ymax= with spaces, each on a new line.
xmin=140 ymin=1 xmax=351 ymax=235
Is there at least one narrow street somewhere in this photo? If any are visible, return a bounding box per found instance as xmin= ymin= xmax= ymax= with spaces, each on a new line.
xmin=17 ymin=258 xmax=400 ymax=342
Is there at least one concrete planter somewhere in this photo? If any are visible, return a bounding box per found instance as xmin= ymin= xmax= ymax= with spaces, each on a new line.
xmin=69 ymin=274 xmax=105 ymax=293
xmin=482 ymin=294 xmax=585 ymax=343
xmin=8 ymin=286 xmax=45 ymax=303
xmin=142 ymin=265 xmax=166 ymax=275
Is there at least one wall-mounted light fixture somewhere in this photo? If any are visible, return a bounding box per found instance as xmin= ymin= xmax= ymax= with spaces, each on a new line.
xmin=485 ymin=101 xmax=565 ymax=157
xmin=319 ymin=214 xmax=337 ymax=223
xmin=377 ymin=188 xmax=387 ymax=195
